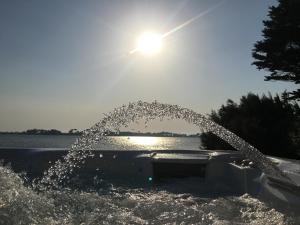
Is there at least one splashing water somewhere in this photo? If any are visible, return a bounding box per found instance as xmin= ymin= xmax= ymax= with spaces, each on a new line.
xmin=1 ymin=165 xmax=298 ymax=225
xmin=38 ymin=101 xmax=291 ymax=189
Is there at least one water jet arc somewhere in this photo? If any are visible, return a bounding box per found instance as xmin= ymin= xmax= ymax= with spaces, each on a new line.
xmin=41 ymin=101 xmax=292 ymax=187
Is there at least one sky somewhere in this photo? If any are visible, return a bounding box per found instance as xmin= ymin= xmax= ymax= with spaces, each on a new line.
xmin=0 ymin=0 xmax=297 ymax=133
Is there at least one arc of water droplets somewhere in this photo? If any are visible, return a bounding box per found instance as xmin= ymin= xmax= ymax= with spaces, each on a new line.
xmin=38 ymin=101 xmax=292 ymax=189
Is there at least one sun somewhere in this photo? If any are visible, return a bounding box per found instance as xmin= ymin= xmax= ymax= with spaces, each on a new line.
xmin=136 ymin=32 xmax=162 ymax=55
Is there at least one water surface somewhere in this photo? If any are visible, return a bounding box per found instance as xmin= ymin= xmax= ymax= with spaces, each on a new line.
xmin=0 ymin=134 xmax=201 ymax=150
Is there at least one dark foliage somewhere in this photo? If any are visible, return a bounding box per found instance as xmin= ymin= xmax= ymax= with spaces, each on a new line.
xmin=68 ymin=129 xmax=82 ymax=135
xmin=201 ymin=93 xmax=300 ymax=159
xmin=24 ymin=129 xmax=62 ymax=135
xmin=252 ymin=0 xmax=300 ymax=100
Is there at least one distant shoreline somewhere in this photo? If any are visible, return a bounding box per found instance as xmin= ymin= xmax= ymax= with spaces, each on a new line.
xmin=0 ymin=130 xmax=200 ymax=138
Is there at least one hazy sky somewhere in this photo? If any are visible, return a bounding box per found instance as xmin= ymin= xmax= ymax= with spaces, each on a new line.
xmin=0 ymin=0 xmax=297 ymax=132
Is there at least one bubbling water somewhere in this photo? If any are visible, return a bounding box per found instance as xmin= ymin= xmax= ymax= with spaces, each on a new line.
xmin=38 ymin=101 xmax=291 ymax=189
xmin=2 ymin=165 xmax=297 ymax=225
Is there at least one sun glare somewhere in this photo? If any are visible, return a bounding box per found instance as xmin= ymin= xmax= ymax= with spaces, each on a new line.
xmin=136 ymin=32 xmax=162 ymax=55
xmin=129 ymin=136 xmax=158 ymax=146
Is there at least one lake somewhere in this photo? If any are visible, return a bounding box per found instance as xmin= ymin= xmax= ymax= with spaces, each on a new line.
xmin=0 ymin=134 xmax=202 ymax=150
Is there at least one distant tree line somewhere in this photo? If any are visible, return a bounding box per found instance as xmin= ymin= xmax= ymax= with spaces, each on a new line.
xmin=201 ymin=93 xmax=300 ymax=159
xmin=106 ymin=131 xmax=197 ymax=137
xmin=0 ymin=129 xmax=198 ymax=137
xmin=24 ymin=129 xmax=63 ymax=135
xmin=0 ymin=129 xmax=81 ymax=135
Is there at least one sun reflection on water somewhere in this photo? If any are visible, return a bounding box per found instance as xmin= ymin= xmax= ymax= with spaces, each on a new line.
xmin=128 ymin=136 xmax=159 ymax=146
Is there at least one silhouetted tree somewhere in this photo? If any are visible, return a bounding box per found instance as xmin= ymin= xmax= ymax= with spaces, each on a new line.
xmin=201 ymin=93 xmax=300 ymax=159
xmin=252 ymin=0 xmax=300 ymax=100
